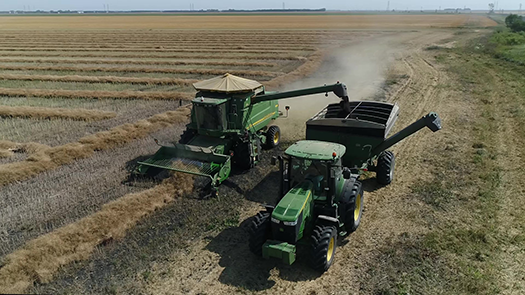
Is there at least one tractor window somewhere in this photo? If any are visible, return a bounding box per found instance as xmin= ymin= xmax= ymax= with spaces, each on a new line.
xmin=290 ymin=157 xmax=327 ymax=193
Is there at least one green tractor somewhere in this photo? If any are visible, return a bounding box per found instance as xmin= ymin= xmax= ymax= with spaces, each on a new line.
xmin=136 ymin=73 xmax=351 ymax=194
xmin=249 ymin=101 xmax=442 ymax=272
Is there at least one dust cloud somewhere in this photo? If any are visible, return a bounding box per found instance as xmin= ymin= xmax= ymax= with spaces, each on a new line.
xmin=275 ymin=35 xmax=404 ymax=141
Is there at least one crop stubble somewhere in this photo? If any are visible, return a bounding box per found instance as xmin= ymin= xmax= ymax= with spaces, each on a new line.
xmin=0 ymin=19 xmax=463 ymax=293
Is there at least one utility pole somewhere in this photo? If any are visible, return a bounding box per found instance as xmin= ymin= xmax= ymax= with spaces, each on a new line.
xmin=387 ymin=1 xmax=390 ymax=11
xmin=520 ymin=3 xmax=522 ymax=14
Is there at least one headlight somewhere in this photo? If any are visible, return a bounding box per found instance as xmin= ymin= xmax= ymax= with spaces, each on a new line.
xmin=283 ymin=220 xmax=298 ymax=226
xmin=271 ymin=217 xmax=280 ymax=223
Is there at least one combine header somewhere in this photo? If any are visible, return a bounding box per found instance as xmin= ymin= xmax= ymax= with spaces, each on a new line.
xmin=136 ymin=73 xmax=350 ymax=193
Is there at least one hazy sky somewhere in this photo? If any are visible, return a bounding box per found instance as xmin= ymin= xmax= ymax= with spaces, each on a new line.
xmin=2 ymin=1 xmax=523 ymax=11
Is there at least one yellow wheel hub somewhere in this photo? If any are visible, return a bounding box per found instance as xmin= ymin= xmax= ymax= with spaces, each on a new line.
xmin=354 ymin=193 xmax=362 ymax=222
xmin=327 ymin=237 xmax=334 ymax=262
xmin=273 ymin=131 xmax=280 ymax=144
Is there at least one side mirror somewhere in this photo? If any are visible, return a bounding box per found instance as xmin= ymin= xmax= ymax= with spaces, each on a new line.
xmin=271 ymin=156 xmax=277 ymax=166
xmin=343 ymin=167 xmax=351 ymax=179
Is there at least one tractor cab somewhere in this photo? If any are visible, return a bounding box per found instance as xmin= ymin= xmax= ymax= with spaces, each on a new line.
xmin=261 ymin=141 xmax=347 ymax=265
xmin=279 ymin=140 xmax=346 ymax=201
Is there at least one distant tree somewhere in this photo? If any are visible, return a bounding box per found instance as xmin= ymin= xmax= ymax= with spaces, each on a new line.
xmin=505 ymin=14 xmax=525 ymax=32
xmin=488 ymin=3 xmax=495 ymax=13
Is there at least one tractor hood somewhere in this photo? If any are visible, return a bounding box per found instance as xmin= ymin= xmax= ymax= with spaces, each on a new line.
xmin=272 ymin=181 xmax=313 ymax=222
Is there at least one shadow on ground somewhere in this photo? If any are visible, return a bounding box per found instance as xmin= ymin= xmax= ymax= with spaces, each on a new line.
xmin=205 ymin=217 xmax=321 ymax=292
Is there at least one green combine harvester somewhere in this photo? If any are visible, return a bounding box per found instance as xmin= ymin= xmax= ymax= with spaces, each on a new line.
xmin=136 ymin=73 xmax=351 ymax=194
xmin=249 ymin=101 xmax=442 ymax=272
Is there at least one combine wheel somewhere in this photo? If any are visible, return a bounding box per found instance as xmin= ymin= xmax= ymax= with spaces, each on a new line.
xmin=376 ymin=151 xmax=395 ymax=185
xmin=265 ymin=126 xmax=281 ymax=149
xmin=310 ymin=225 xmax=337 ymax=272
xmin=345 ymin=180 xmax=364 ymax=233
xmin=249 ymin=211 xmax=271 ymax=256
xmin=234 ymin=142 xmax=254 ymax=170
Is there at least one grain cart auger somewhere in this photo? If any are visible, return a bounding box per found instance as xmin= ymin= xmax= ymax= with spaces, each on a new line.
xmin=135 ymin=73 xmax=350 ymax=194
xmin=249 ymin=101 xmax=441 ymax=272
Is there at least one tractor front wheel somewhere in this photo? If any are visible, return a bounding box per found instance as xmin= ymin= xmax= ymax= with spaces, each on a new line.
xmin=376 ymin=151 xmax=395 ymax=185
xmin=310 ymin=225 xmax=337 ymax=272
xmin=249 ymin=211 xmax=271 ymax=256
xmin=265 ymin=126 xmax=281 ymax=149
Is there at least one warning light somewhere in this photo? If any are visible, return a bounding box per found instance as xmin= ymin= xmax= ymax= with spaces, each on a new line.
xmin=332 ymin=152 xmax=337 ymax=158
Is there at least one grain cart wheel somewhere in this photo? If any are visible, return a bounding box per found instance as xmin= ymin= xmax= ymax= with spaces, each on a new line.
xmin=265 ymin=126 xmax=281 ymax=149
xmin=345 ymin=180 xmax=364 ymax=233
xmin=376 ymin=151 xmax=395 ymax=185
xmin=249 ymin=211 xmax=271 ymax=256
xmin=234 ymin=142 xmax=254 ymax=170
xmin=310 ymin=225 xmax=337 ymax=272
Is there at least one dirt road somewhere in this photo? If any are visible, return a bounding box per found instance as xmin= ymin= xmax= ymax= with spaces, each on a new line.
xmin=29 ymin=29 xmax=465 ymax=294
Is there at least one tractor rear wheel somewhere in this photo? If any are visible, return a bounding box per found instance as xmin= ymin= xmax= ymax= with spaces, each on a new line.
xmin=249 ymin=211 xmax=271 ymax=256
xmin=345 ymin=180 xmax=364 ymax=233
xmin=376 ymin=151 xmax=395 ymax=185
xmin=265 ymin=126 xmax=281 ymax=149
xmin=310 ymin=225 xmax=337 ymax=272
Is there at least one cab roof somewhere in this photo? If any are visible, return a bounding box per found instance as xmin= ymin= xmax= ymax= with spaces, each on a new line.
xmin=285 ymin=140 xmax=346 ymax=160
xmin=193 ymin=73 xmax=263 ymax=93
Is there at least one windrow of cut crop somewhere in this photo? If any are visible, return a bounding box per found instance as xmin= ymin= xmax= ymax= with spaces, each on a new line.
xmin=0 ymin=88 xmax=194 ymax=101
xmin=0 ymin=47 xmax=310 ymax=55
xmin=0 ymin=57 xmax=277 ymax=67
xmin=0 ymin=105 xmax=117 ymax=121
xmin=0 ymin=172 xmax=194 ymax=294
xmin=0 ymin=44 xmax=317 ymax=52
xmin=0 ymin=74 xmax=198 ymax=86
xmin=0 ymin=65 xmax=281 ymax=77
xmin=0 ymin=51 xmax=306 ymax=60
xmin=0 ymin=140 xmax=50 ymax=159
xmin=0 ymin=106 xmax=191 ymax=187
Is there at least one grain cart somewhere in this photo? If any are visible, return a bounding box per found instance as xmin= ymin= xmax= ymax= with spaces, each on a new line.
xmin=136 ymin=74 xmax=351 ymax=193
xmin=249 ymin=101 xmax=441 ymax=272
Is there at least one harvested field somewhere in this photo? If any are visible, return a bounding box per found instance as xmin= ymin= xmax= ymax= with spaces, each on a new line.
xmin=0 ymin=88 xmax=194 ymax=101
xmin=0 ymin=106 xmax=191 ymax=186
xmin=0 ymin=51 xmax=307 ymax=60
xmin=0 ymin=105 xmax=117 ymax=121
xmin=0 ymin=65 xmax=281 ymax=77
xmin=0 ymin=74 xmax=198 ymax=86
xmin=1 ymin=13 xmax=513 ymax=295
xmin=0 ymin=14 xmax=496 ymax=30
xmin=0 ymin=58 xmax=277 ymax=68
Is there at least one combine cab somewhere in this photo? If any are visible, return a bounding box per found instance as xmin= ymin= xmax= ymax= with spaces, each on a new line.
xmin=136 ymin=73 xmax=351 ymax=193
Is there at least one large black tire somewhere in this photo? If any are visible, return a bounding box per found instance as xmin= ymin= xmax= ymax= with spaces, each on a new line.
xmin=310 ymin=225 xmax=337 ymax=272
xmin=179 ymin=129 xmax=196 ymax=144
xmin=376 ymin=151 xmax=395 ymax=185
xmin=265 ymin=125 xmax=281 ymax=149
xmin=233 ymin=142 xmax=254 ymax=170
xmin=344 ymin=180 xmax=364 ymax=233
xmin=249 ymin=211 xmax=271 ymax=256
